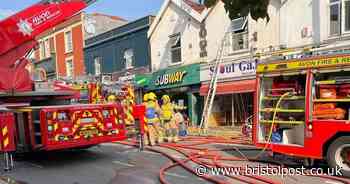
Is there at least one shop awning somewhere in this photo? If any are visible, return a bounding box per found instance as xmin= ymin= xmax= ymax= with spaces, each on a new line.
xmin=200 ymin=79 xmax=256 ymax=96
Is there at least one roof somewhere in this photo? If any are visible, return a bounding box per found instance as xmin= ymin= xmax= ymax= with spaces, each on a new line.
xmin=90 ymin=13 xmax=127 ymax=22
xmin=148 ymin=0 xmax=209 ymax=38
xmin=85 ymin=15 xmax=154 ymax=48
xmin=183 ymin=0 xmax=206 ymax=13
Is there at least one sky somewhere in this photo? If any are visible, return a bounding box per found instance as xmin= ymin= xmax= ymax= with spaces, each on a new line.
xmin=0 ymin=0 xmax=164 ymax=21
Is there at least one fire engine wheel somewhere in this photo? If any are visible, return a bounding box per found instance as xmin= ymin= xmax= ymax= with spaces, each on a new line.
xmin=327 ymin=136 xmax=350 ymax=177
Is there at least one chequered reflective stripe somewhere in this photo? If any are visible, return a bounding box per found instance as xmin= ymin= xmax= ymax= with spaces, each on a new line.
xmin=53 ymin=122 xmax=60 ymax=141
xmin=2 ymin=126 xmax=9 ymax=148
xmin=72 ymin=112 xmax=81 ymax=139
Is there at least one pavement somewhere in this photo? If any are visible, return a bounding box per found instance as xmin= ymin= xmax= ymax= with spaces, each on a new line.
xmin=0 ymin=141 xmax=348 ymax=184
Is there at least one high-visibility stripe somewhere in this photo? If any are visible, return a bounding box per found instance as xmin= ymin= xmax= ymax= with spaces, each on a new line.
xmin=2 ymin=126 xmax=8 ymax=136
xmin=54 ymin=124 xmax=58 ymax=131
xmin=3 ymin=137 xmax=9 ymax=148
xmin=257 ymin=55 xmax=350 ymax=73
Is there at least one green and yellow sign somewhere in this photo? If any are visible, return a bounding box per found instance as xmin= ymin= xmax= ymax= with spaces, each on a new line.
xmin=257 ymin=55 xmax=350 ymax=73
xmin=155 ymin=71 xmax=187 ymax=86
xmin=147 ymin=64 xmax=200 ymax=90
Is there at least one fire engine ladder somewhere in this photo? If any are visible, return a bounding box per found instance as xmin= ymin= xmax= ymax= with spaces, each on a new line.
xmin=199 ymin=33 xmax=229 ymax=134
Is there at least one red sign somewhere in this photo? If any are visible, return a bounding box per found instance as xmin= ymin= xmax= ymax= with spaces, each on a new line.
xmin=0 ymin=1 xmax=88 ymax=56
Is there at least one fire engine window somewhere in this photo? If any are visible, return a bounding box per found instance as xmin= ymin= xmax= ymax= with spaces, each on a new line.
xmin=102 ymin=110 xmax=110 ymax=118
xmin=313 ymin=70 xmax=350 ymax=121
xmin=57 ymin=112 xmax=69 ymax=121
xmin=258 ymin=74 xmax=306 ymax=146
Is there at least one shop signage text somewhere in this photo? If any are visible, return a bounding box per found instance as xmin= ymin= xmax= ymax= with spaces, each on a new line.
xmin=201 ymin=60 xmax=256 ymax=82
xmin=147 ymin=64 xmax=200 ymax=90
xmin=209 ymin=61 xmax=256 ymax=75
xmin=155 ymin=71 xmax=187 ymax=86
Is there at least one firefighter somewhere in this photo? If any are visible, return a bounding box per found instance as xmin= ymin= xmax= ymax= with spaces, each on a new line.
xmin=122 ymin=86 xmax=135 ymax=126
xmin=160 ymin=95 xmax=178 ymax=143
xmin=143 ymin=93 xmax=163 ymax=146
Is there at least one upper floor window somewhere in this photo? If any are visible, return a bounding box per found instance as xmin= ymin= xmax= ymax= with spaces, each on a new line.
xmin=39 ymin=41 xmax=46 ymax=60
xmin=124 ymin=49 xmax=134 ymax=69
xmin=44 ymin=39 xmax=51 ymax=58
xmin=329 ymin=0 xmax=350 ymax=36
xmin=330 ymin=0 xmax=341 ymax=36
xmin=230 ymin=17 xmax=248 ymax=51
xmin=169 ymin=33 xmax=182 ymax=64
xmin=65 ymin=30 xmax=73 ymax=53
xmin=39 ymin=38 xmax=51 ymax=60
xmin=66 ymin=59 xmax=74 ymax=78
xmin=94 ymin=57 xmax=102 ymax=76
xmin=344 ymin=0 xmax=350 ymax=31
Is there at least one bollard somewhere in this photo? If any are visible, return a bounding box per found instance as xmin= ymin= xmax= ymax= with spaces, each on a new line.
xmin=132 ymin=105 xmax=146 ymax=151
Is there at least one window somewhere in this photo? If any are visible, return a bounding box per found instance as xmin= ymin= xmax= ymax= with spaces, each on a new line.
xmin=329 ymin=0 xmax=350 ymax=35
xmin=230 ymin=17 xmax=248 ymax=51
xmin=66 ymin=59 xmax=74 ymax=78
xmin=330 ymin=0 xmax=341 ymax=36
xmin=94 ymin=57 xmax=102 ymax=76
xmin=40 ymin=38 xmax=51 ymax=59
xmin=65 ymin=30 xmax=73 ymax=53
xmin=345 ymin=0 xmax=350 ymax=31
xmin=124 ymin=49 xmax=134 ymax=69
xmin=44 ymin=39 xmax=51 ymax=58
xmin=39 ymin=41 xmax=46 ymax=59
xmin=170 ymin=34 xmax=182 ymax=64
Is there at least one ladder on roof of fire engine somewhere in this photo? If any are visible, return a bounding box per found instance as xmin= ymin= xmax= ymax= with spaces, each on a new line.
xmin=199 ymin=33 xmax=229 ymax=134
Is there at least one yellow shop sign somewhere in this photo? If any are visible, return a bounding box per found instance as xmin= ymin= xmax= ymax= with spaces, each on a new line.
xmin=155 ymin=71 xmax=187 ymax=86
xmin=257 ymin=55 xmax=350 ymax=73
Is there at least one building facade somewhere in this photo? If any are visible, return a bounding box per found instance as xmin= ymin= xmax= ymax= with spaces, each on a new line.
xmin=146 ymin=0 xmax=322 ymax=128
xmin=196 ymin=0 xmax=282 ymax=128
xmin=34 ymin=12 xmax=127 ymax=80
xmin=145 ymin=0 xmax=207 ymax=126
xmin=84 ymin=16 xmax=154 ymax=82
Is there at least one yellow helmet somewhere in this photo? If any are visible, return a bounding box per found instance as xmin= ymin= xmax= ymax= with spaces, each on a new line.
xmin=107 ymin=95 xmax=116 ymax=103
xmin=148 ymin=92 xmax=157 ymax=101
xmin=162 ymin=95 xmax=171 ymax=103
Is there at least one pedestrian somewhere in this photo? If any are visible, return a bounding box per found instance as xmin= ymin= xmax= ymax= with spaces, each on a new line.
xmin=174 ymin=110 xmax=187 ymax=137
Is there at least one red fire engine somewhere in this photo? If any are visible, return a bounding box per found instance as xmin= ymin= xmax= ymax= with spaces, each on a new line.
xmin=0 ymin=0 xmax=145 ymax=170
xmin=255 ymin=53 xmax=350 ymax=177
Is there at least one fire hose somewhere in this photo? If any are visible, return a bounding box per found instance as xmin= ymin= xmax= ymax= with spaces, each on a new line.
xmin=119 ymin=93 xmax=350 ymax=184
xmin=118 ymin=135 xmax=350 ymax=184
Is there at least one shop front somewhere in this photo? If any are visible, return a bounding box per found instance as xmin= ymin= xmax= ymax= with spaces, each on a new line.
xmin=200 ymin=59 xmax=257 ymax=128
xmin=143 ymin=63 xmax=203 ymax=126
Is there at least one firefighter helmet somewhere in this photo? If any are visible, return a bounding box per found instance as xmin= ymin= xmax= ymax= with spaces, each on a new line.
xmin=161 ymin=95 xmax=171 ymax=103
xmin=107 ymin=94 xmax=116 ymax=103
xmin=148 ymin=92 xmax=157 ymax=101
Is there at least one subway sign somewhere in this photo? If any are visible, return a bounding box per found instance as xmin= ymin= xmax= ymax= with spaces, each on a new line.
xmin=148 ymin=64 xmax=200 ymax=90
xmin=155 ymin=71 xmax=187 ymax=86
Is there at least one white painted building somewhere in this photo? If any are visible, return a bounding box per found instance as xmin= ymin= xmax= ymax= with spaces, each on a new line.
xmin=147 ymin=0 xmax=209 ymax=126
xmin=198 ymin=1 xmax=284 ymax=127
xmin=148 ymin=0 xmax=207 ymax=71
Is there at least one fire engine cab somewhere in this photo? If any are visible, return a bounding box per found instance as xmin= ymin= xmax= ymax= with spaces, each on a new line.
xmin=255 ymin=53 xmax=350 ymax=177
